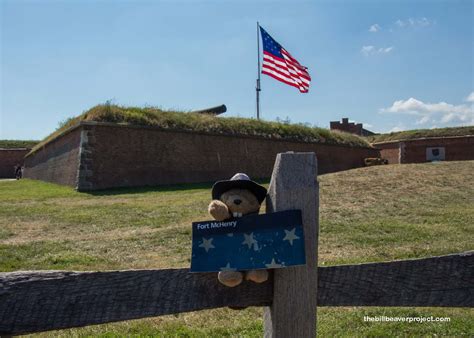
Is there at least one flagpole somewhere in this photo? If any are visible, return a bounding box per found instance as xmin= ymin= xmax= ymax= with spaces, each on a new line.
xmin=256 ymin=21 xmax=261 ymax=120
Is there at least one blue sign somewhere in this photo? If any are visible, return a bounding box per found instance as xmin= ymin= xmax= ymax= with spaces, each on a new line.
xmin=190 ymin=210 xmax=305 ymax=273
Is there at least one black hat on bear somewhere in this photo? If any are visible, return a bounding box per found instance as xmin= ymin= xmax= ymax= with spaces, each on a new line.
xmin=212 ymin=173 xmax=267 ymax=204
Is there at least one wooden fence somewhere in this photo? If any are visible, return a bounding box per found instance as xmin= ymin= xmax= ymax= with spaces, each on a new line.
xmin=1 ymin=152 xmax=473 ymax=337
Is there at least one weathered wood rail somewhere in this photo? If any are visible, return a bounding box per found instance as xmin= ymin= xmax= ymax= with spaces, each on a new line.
xmin=1 ymin=152 xmax=473 ymax=336
xmin=0 ymin=252 xmax=473 ymax=335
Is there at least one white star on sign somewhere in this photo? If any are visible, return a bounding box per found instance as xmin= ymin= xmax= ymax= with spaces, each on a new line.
xmin=283 ymin=228 xmax=300 ymax=245
xmin=199 ymin=237 xmax=215 ymax=252
xmin=220 ymin=263 xmax=236 ymax=272
xmin=242 ymin=232 xmax=258 ymax=250
xmin=265 ymin=258 xmax=283 ymax=269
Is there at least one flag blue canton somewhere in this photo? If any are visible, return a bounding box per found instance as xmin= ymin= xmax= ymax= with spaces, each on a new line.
xmin=190 ymin=210 xmax=305 ymax=272
xmin=260 ymin=27 xmax=284 ymax=58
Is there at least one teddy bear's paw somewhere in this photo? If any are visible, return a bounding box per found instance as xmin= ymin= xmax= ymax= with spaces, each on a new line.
xmin=245 ymin=269 xmax=269 ymax=283
xmin=208 ymin=200 xmax=230 ymax=221
xmin=218 ymin=271 xmax=243 ymax=287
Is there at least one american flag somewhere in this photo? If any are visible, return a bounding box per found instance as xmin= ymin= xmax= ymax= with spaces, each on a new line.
xmin=260 ymin=26 xmax=311 ymax=93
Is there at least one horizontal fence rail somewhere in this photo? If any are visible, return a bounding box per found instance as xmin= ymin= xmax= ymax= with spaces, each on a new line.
xmin=318 ymin=251 xmax=473 ymax=307
xmin=0 ymin=251 xmax=472 ymax=335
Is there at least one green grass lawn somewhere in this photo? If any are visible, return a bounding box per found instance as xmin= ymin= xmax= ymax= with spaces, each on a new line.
xmin=1 ymin=161 xmax=473 ymax=336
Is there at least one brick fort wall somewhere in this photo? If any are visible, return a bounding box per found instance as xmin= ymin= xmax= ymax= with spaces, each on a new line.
xmin=77 ymin=122 xmax=380 ymax=190
xmin=24 ymin=128 xmax=82 ymax=186
xmin=376 ymin=142 xmax=400 ymax=164
xmin=373 ymin=135 xmax=474 ymax=164
xmin=0 ymin=149 xmax=30 ymax=178
xmin=402 ymin=136 xmax=474 ymax=163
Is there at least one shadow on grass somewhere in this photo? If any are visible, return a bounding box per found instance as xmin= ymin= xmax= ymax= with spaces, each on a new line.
xmin=84 ymin=182 xmax=213 ymax=196
xmin=82 ymin=178 xmax=271 ymax=196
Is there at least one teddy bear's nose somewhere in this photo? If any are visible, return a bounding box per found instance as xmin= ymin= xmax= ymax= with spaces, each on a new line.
xmin=233 ymin=199 xmax=242 ymax=205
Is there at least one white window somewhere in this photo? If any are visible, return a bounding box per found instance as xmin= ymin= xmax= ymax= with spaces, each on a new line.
xmin=426 ymin=147 xmax=445 ymax=161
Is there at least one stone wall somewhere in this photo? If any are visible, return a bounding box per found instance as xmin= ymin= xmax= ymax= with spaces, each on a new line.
xmin=0 ymin=149 xmax=29 ymax=178
xmin=77 ymin=122 xmax=379 ymax=190
xmin=24 ymin=128 xmax=82 ymax=187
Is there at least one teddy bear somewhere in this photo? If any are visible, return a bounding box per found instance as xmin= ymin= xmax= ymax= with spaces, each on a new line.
xmin=208 ymin=173 xmax=269 ymax=287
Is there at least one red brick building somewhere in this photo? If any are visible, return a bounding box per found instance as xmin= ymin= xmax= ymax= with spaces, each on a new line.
xmin=374 ymin=135 xmax=474 ymax=164
xmin=330 ymin=118 xmax=375 ymax=137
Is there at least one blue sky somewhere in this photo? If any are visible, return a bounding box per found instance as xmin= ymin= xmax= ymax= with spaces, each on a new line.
xmin=1 ymin=0 xmax=473 ymax=140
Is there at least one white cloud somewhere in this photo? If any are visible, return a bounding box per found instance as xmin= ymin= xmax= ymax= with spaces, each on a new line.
xmin=416 ymin=115 xmax=430 ymax=125
xmin=395 ymin=17 xmax=432 ymax=28
xmin=369 ymin=24 xmax=381 ymax=32
xmin=361 ymin=45 xmax=394 ymax=56
xmin=380 ymin=96 xmax=474 ymax=126
xmin=361 ymin=45 xmax=375 ymax=55
xmin=395 ymin=19 xmax=406 ymax=27
xmin=466 ymin=92 xmax=474 ymax=102
xmin=378 ymin=47 xmax=393 ymax=53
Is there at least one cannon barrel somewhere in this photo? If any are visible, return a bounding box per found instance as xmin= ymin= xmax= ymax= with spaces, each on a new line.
xmin=190 ymin=104 xmax=227 ymax=115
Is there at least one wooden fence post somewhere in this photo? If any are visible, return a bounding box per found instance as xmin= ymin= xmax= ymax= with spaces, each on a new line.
xmin=264 ymin=152 xmax=319 ymax=337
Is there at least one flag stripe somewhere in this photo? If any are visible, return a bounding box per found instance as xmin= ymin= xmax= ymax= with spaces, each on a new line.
xmin=262 ymin=68 xmax=308 ymax=92
xmin=262 ymin=56 xmax=308 ymax=85
xmin=262 ymin=67 xmax=309 ymax=92
xmin=263 ymin=53 xmax=311 ymax=83
xmin=263 ymin=51 xmax=311 ymax=81
xmin=260 ymin=26 xmax=311 ymax=93
xmin=262 ymin=57 xmax=310 ymax=91
xmin=281 ymin=55 xmax=311 ymax=81
xmin=262 ymin=57 xmax=310 ymax=88
xmin=281 ymin=49 xmax=307 ymax=71
xmin=262 ymin=70 xmax=308 ymax=93
xmin=262 ymin=69 xmax=299 ymax=89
